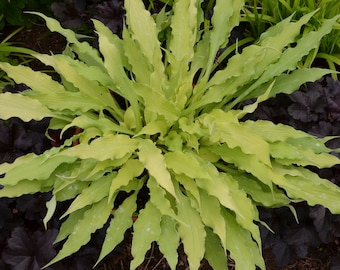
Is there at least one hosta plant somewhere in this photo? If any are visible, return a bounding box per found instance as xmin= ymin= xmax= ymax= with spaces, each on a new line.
xmin=0 ymin=0 xmax=340 ymax=269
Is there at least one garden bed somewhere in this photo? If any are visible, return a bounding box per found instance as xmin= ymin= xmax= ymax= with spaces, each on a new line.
xmin=1 ymin=1 xmax=340 ymax=269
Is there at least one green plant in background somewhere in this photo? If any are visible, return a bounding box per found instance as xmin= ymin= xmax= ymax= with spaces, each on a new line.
xmin=0 ymin=0 xmax=58 ymax=30
xmin=0 ymin=0 xmax=340 ymax=269
xmin=0 ymin=23 xmax=36 ymax=88
xmin=243 ymin=0 xmax=340 ymax=78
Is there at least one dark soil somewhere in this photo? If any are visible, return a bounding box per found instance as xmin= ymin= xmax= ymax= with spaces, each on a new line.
xmin=263 ymin=243 xmax=340 ymax=270
xmin=4 ymin=22 xmax=66 ymax=52
xmin=2 ymin=23 xmax=340 ymax=270
xmin=95 ymin=230 xmax=340 ymax=270
xmin=95 ymin=234 xmax=340 ymax=269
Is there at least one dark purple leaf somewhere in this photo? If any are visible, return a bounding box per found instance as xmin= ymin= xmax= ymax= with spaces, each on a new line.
xmin=53 ymin=245 xmax=99 ymax=270
xmin=310 ymin=205 xmax=340 ymax=243
xmin=293 ymin=243 xmax=309 ymax=258
xmin=0 ymin=121 xmax=11 ymax=154
xmin=51 ymin=0 xmax=87 ymax=29
xmin=0 ymin=202 xmax=12 ymax=229
xmin=0 ymin=260 xmax=10 ymax=270
xmin=16 ymin=193 xmax=52 ymax=221
xmin=288 ymin=103 xmax=316 ymax=121
xmin=272 ymin=240 xmax=296 ymax=266
xmin=3 ymin=83 xmax=30 ymax=93
xmin=94 ymin=0 xmax=125 ymax=34
xmin=310 ymin=121 xmax=339 ymax=137
xmin=2 ymin=227 xmax=58 ymax=270
xmin=331 ymin=256 xmax=340 ymax=270
xmin=286 ymin=226 xmax=319 ymax=247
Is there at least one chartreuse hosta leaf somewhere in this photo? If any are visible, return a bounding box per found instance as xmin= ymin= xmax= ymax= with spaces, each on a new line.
xmin=199 ymin=189 xmax=227 ymax=249
xmin=130 ymin=200 xmax=162 ymax=269
xmin=60 ymin=174 xmax=112 ymax=218
xmin=0 ymin=154 xmax=75 ymax=186
xmin=138 ymin=138 xmax=177 ymax=199
xmin=108 ymin=158 xmax=144 ymax=201
xmin=54 ymin=206 xmax=90 ymax=245
xmin=272 ymin=163 xmax=340 ymax=213
xmin=95 ymin=191 xmax=138 ymax=268
xmin=237 ymin=15 xmax=340 ymax=103
xmin=58 ymin=134 xmax=138 ymax=161
xmin=222 ymin=208 xmax=265 ymax=270
xmin=33 ymin=54 xmax=121 ymax=115
xmin=147 ymin=176 xmax=179 ymax=221
xmin=202 ymin=0 xmax=248 ymax=80
xmin=125 ymin=0 xmax=165 ymax=91
xmin=0 ymin=180 xmax=52 ymax=197
xmin=230 ymin=169 xmax=291 ymax=208
xmin=176 ymin=184 xmax=206 ymax=270
xmin=1 ymin=0 xmax=340 ymax=269
xmin=27 ymin=11 xmax=103 ymax=67
xmin=0 ymin=92 xmax=64 ymax=121
xmin=44 ymin=198 xmax=114 ymax=268
xmin=204 ymin=228 xmax=228 ymax=270
xmin=167 ymin=0 xmax=198 ymax=104
xmin=158 ymin=215 xmax=180 ymax=270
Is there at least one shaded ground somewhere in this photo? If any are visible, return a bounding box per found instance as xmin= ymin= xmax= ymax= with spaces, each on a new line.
xmin=95 ymin=231 xmax=340 ymax=269
xmin=3 ymin=23 xmax=66 ymax=54
xmin=2 ymin=24 xmax=340 ymax=270
xmin=263 ymin=243 xmax=340 ymax=270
